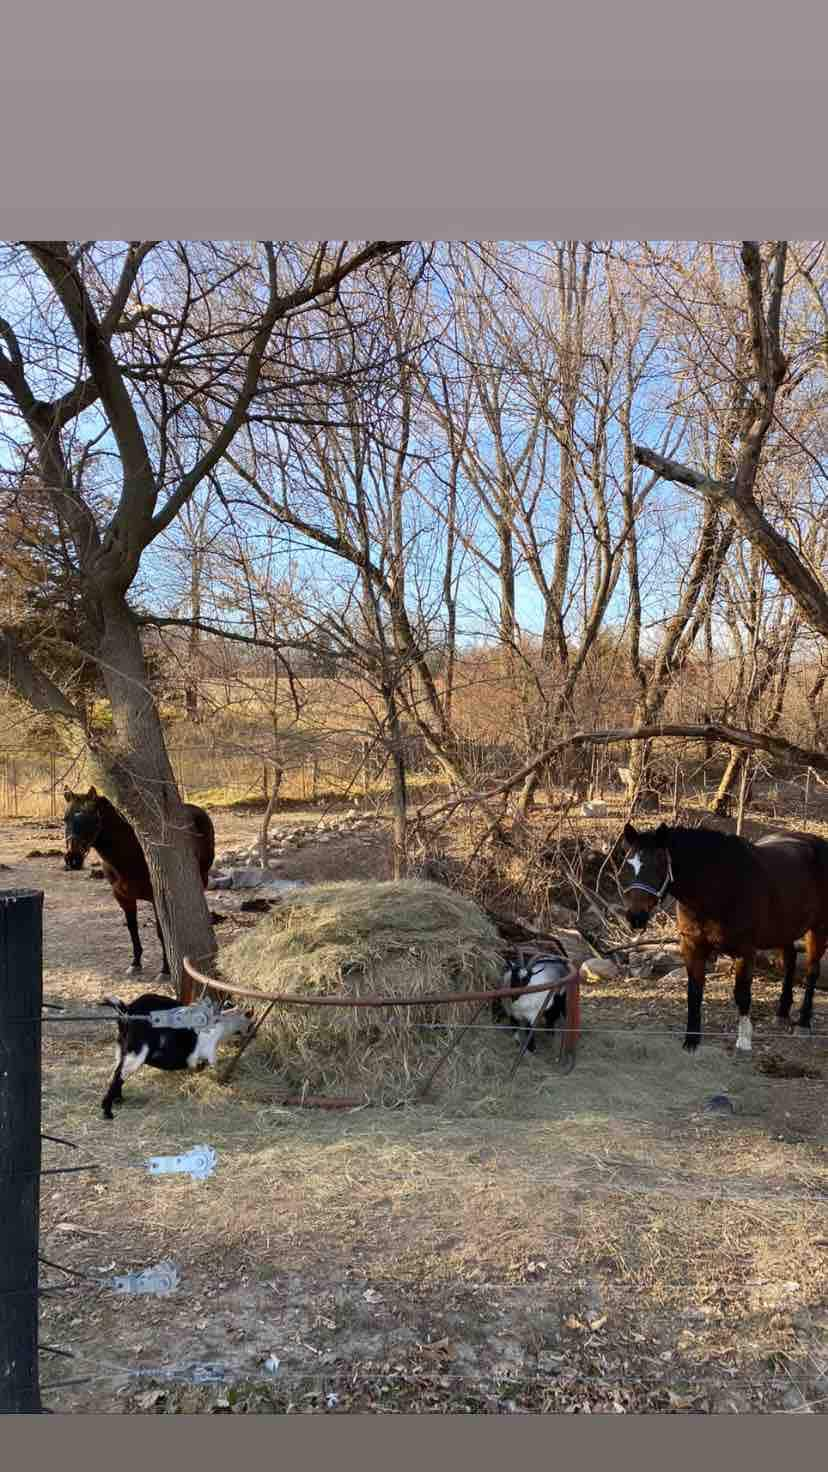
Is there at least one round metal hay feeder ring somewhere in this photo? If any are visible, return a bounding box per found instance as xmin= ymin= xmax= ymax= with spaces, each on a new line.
xmin=182 ymin=954 xmax=582 ymax=1099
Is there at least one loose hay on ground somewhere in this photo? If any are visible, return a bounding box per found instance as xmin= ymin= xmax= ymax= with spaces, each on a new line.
xmin=218 ymin=880 xmax=507 ymax=1101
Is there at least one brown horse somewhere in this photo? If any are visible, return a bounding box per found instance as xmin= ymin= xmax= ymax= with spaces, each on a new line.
xmin=621 ymin=822 xmax=828 ymax=1053
xmin=63 ymin=787 xmax=215 ymax=977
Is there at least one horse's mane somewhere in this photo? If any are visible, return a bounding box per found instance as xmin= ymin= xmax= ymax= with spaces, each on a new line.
xmin=660 ymin=825 xmax=754 ymax=863
xmin=95 ymin=793 xmax=135 ymax=830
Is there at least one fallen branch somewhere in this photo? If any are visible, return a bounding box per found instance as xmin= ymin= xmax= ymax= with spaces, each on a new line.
xmin=416 ymin=721 xmax=828 ymax=820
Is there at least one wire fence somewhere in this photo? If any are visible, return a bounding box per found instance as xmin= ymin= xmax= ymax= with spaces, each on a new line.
xmin=0 ymin=730 xmax=527 ymax=818
xmin=3 ymin=897 xmax=827 ymax=1413
xmin=0 ymin=747 xmax=375 ymax=818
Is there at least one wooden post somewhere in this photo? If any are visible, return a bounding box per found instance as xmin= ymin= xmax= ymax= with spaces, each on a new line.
xmin=49 ymin=755 xmax=56 ymax=819
xmin=0 ymin=887 xmax=44 ymax=1414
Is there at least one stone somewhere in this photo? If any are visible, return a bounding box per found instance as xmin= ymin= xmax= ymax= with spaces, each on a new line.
xmin=580 ymin=956 xmax=619 ymax=983
xmin=537 ymin=1351 xmax=565 ymax=1374
xmin=581 ymin=801 xmax=608 ymax=817
xmin=662 ymin=966 xmax=688 ymax=986
xmin=555 ymin=927 xmax=596 ymax=968
xmin=228 ymin=868 xmax=268 ymax=889
xmin=207 ymin=871 xmax=233 ymax=890
xmin=260 ymin=879 xmax=308 ymax=896
xmin=650 ymin=947 xmax=684 ymax=975
xmin=781 ymin=1387 xmax=810 ymax=1411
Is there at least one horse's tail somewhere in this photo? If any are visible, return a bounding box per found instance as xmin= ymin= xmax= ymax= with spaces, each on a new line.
xmin=185 ymin=804 xmax=216 ymax=881
xmin=809 ymin=834 xmax=828 ymax=887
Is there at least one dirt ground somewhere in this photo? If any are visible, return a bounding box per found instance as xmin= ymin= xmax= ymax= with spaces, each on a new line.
xmin=2 ymin=803 xmax=827 ymax=1415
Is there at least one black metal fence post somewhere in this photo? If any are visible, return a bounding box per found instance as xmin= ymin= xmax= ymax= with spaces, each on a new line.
xmin=0 ymin=887 xmax=44 ymax=1414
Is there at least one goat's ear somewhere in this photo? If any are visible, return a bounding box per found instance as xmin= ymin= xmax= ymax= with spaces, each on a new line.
xmin=63 ymin=788 xmax=74 ymax=803
xmin=622 ymin=822 xmax=638 ymax=847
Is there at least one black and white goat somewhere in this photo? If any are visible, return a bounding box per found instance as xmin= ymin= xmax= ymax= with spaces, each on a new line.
xmin=101 ymin=992 xmax=255 ymax=1120
xmin=492 ymin=952 xmax=571 ymax=1052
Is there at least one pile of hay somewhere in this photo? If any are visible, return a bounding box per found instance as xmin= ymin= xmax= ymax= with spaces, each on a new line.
xmin=218 ymin=879 xmax=507 ymax=1100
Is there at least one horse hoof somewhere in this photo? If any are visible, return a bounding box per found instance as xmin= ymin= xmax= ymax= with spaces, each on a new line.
xmin=795 ymin=1024 xmax=812 ymax=1037
xmin=682 ymin=1038 xmax=700 ymax=1054
xmin=129 ymin=963 xmax=142 ymax=974
xmin=775 ymin=1014 xmax=793 ymax=1030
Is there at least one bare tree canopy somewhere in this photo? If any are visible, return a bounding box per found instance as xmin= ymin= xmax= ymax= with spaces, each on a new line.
xmin=2 ymin=238 xmax=827 ymax=961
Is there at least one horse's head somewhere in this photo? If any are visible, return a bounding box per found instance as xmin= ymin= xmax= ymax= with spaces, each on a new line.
xmin=621 ymin=822 xmax=673 ymax=930
xmin=63 ymin=786 xmax=103 ymax=870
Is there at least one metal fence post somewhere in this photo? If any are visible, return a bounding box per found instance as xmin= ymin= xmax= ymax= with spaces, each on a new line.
xmin=0 ymin=887 xmax=44 ymax=1413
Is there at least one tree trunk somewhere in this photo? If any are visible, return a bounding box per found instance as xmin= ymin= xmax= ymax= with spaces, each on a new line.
xmin=259 ymin=766 xmax=284 ymax=869
xmin=711 ymin=747 xmax=755 ymax=817
xmin=383 ymin=687 xmax=408 ymax=880
xmin=96 ymin=599 xmax=217 ymax=1001
xmin=625 ymin=700 xmax=653 ymax=808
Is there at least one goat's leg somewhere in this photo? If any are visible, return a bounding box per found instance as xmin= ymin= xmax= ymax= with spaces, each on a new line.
xmin=102 ymin=1042 xmax=149 ymax=1118
xmin=101 ymin=1055 xmax=125 ymax=1120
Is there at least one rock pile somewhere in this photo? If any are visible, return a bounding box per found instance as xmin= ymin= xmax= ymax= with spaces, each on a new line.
xmin=208 ymin=810 xmax=385 ymax=892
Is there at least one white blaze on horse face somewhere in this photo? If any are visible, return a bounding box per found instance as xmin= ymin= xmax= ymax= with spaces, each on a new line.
xmin=627 ymin=852 xmax=642 ymax=877
xmin=736 ymin=1017 xmax=753 ymax=1052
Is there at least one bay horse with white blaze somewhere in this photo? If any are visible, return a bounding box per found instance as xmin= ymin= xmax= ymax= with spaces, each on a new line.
xmin=621 ymin=822 xmax=828 ymax=1053
xmin=63 ymin=786 xmax=215 ymax=978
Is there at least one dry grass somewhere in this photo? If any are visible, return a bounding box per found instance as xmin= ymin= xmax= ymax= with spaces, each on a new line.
xmin=5 ymin=810 xmax=826 ymax=1412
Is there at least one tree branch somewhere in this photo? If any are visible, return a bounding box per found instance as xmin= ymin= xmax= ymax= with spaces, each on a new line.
xmin=420 ymin=721 xmax=828 ymax=817
xmin=0 ymin=630 xmax=86 ymax=724
xmin=24 ymin=242 xmax=157 ymax=557
xmin=149 ymin=240 xmax=409 ymax=540
xmin=632 ymin=444 xmax=828 ymax=641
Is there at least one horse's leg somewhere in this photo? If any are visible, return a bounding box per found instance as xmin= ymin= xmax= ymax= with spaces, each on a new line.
xmin=680 ymin=939 xmax=708 ymax=1053
xmin=732 ymin=952 xmax=754 ymax=1053
xmin=153 ymin=904 xmax=171 ymax=978
xmin=797 ymin=928 xmax=825 ymax=1032
xmin=776 ymin=944 xmax=798 ymax=1024
xmin=120 ymin=899 xmax=142 ymax=972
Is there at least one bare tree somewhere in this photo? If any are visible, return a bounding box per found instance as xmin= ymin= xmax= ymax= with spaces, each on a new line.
xmin=0 ymin=239 xmax=407 ymax=993
xmin=635 ymin=242 xmax=828 ymax=642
